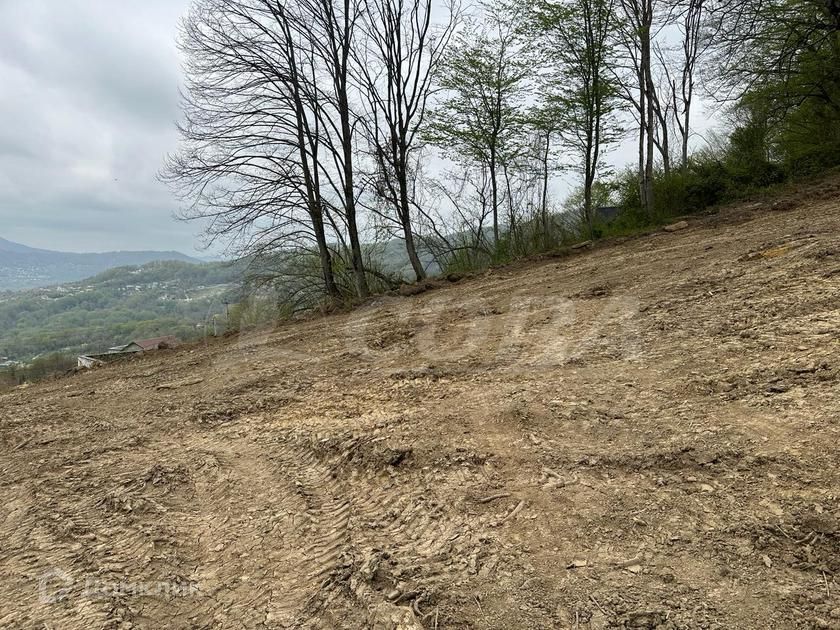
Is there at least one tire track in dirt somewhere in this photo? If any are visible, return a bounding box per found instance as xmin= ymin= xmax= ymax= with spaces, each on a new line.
xmin=108 ymin=425 xmax=496 ymax=628
xmin=255 ymin=429 xmax=495 ymax=625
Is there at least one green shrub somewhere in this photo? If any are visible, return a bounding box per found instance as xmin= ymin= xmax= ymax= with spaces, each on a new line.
xmin=608 ymin=142 xmax=791 ymax=234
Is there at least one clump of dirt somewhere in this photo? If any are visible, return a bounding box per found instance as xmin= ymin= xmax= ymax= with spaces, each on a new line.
xmin=572 ymin=283 xmax=613 ymax=300
xmin=365 ymin=315 xmax=420 ymax=350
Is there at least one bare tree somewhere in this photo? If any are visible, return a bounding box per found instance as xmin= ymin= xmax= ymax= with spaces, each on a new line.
xmin=650 ymin=44 xmax=673 ymax=175
xmin=615 ymin=0 xmax=659 ymax=215
xmin=294 ymin=0 xmax=371 ymax=298
xmin=356 ymin=0 xmax=461 ymax=282
xmin=650 ymin=0 xmax=704 ymax=171
xmin=161 ymin=0 xmax=341 ymax=298
xmin=672 ymin=0 xmax=704 ymax=168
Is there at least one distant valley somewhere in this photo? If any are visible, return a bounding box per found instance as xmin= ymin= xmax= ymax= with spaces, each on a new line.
xmin=0 ymin=236 xmax=433 ymax=364
xmin=0 ymin=259 xmax=244 ymax=362
xmin=0 ymin=237 xmax=202 ymax=291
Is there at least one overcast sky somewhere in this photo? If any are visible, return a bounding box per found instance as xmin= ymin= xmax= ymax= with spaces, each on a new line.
xmin=0 ymin=0 xmax=198 ymax=254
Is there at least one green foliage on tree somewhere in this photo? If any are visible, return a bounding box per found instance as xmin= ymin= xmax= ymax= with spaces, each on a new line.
xmin=527 ymin=0 xmax=623 ymax=238
xmin=425 ymin=0 xmax=532 ymax=246
xmin=709 ymin=0 xmax=840 ymax=173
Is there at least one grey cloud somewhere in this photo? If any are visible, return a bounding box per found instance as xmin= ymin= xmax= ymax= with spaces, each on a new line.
xmin=0 ymin=0 xmax=203 ymax=254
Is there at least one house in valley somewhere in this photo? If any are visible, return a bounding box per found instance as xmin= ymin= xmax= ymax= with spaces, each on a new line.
xmin=110 ymin=336 xmax=181 ymax=354
xmin=77 ymin=335 xmax=180 ymax=369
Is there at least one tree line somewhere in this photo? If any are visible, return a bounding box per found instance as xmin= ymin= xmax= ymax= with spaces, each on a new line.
xmin=162 ymin=0 xmax=840 ymax=308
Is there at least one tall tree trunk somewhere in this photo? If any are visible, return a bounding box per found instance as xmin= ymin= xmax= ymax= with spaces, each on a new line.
xmin=336 ymin=4 xmax=369 ymax=299
xmin=310 ymin=208 xmax=339 ymax=297
xmin=490 ymin=147 xmax=500 ymax=246
xmin=284 ymin=26 xmax=339 ymax=299
xmin=402 ymin=222 xmax=426 ymax=282
xmin=340 ymin=129 xmax=368 ymax=297
xmin=590 ymin=68 xmax=604 ymax=241
xmin=541 ymin=130 xmax=551 ymax=246
xmin=644 ymin=103 xmax=655 ymax=216
xmin=658 ymin=117 xmax=671 ymax=175
xmin=642 ymin=15 xmax=655 ymax=217
xmin=504 ymin=164 xmax=517 ymax=251
xmin=397 ymin=154 xmax=426 ymax=281
xmin=585 ymin=129 xmax=595 ymax=240
xmin=638 ymin=74 xmax=648 ymax=214
xmin=652 ymin=87 xmax=671 ymax=175
xmin=584 ymin=174 xmax=594 ymax=240
xmin=681 ymin=100 xmax=691 ymax=167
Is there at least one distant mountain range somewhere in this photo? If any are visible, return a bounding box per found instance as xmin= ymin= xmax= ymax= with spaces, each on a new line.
xmin=0 ymin=237 xmax=202 ymax=291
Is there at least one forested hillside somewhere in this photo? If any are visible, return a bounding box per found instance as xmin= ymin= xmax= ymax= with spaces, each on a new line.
xmin=0 ymin=237 xmax=202 ymax=291
xmin=0 ymin=260 xmax=243 ymax=361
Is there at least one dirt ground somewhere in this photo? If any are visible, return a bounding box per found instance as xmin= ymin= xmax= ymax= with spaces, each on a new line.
xmin=2 ymin=179 xmax=840 ymax=629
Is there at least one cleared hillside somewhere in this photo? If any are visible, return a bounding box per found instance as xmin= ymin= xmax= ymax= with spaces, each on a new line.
xmin=1 ymin=179 xmax=839 ymax=629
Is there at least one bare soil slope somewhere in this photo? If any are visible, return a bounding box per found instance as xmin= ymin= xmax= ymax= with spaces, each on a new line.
xmin=2 ymin=179 xmax=839 ymax=629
